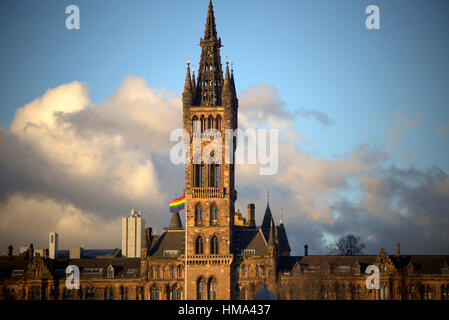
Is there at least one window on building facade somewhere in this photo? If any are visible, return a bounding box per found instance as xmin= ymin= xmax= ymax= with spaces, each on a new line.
xmin=195 ymin=236 xmax=204 ymax=254
xmin=197 ymin=278 xmax=206 ymax=300
xmin=210 ymin=235 xmax=219 ymax=254
xmin=62 ymin=288 xmax=72 ymax=301
xmin=136 ymin=286 xmax=144 ymax=300
xmin=441 ymin=285 xmax=449 ymax=300
xmin=195 ymin=204 xmax=203 ymax=226
xmin=178 ymin=265 xmax=183 ymax=278
xmin=150 ymin=286 xmax=160 ymax=300
xmin=208 ymin=278 xmax=216 ymax=300
xmin=104 ymin=287 xmax=114 ymax=300
xmin=210 ymin=203 xmax=218 ymax=224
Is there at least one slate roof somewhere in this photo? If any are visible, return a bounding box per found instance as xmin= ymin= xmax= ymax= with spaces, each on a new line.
xmin=277 ymin=223 xmax=291 ymax=252
xmin=277 ymin=254 xmax=449 ymax=275
xmin=51 ymin=257 xmax=141 ymax=279
xmin=233 ymin=229 xmax=269 ymax=256
xmin=0 ymin=256 xmax=29 ymax=280
xmin=149 ymin=230 xmax=185 ymax=257
xmin=55 ymin=249 xmax=121 ymax=259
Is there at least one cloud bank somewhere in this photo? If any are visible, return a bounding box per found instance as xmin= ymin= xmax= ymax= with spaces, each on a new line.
xmin=0 ymin=77 xmax=448 ymax=255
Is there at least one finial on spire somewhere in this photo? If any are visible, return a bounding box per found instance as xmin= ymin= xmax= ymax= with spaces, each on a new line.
xmin=192 ymin=63 xmax=195 ymax=73
xmin=280 ymin=208 xmax=284 ymax=224
xmin=226 ymin=54 xmax=229 ymax=64
xmin=187 ymin=56 xmax=190 ymax=65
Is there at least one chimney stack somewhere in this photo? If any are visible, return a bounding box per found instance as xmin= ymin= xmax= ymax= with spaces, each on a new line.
xmin=396 ymin=240 xmax=400 ymax=257
xmin=7 ymin=245 xmax=13 ymax=257
xmin=247 ymin=203 xmax=255 ymax=227
xmin=304 ymin=244 xmax=309 ymax=256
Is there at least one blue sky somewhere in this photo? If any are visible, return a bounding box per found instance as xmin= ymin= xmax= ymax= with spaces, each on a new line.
xmin=1 ymin=0 xmax=448 ymax=172
xmin=1 ymin=0 xmax=449 ymax=253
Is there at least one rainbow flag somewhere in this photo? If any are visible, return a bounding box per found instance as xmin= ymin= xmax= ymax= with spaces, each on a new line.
xmin=169 ymin=195 xmax=186 ymax=213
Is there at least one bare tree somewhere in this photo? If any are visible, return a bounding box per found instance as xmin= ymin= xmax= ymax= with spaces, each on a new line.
xmin=327 ymin=234 xmax=365 ymax=256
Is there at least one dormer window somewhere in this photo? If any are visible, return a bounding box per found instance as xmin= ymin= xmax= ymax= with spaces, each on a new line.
xmin=107 ymin=265 xmax=114 ymax=279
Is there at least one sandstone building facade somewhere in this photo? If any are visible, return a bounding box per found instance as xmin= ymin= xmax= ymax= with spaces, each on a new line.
xmin=1 ymin=1 xmax=448 ymax=301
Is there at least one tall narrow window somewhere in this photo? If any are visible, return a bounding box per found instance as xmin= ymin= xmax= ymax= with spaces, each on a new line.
xmin=208 ymin=115 xmax=213 ymax=129
xmin=195 ymin=236 xmax=204 ymax=254
xmin=200 ymin=162 xmax=205 ymax=187
xmin=208 ymin=278 xmax=216 ymax=300
xmin=192 ymin=116 xmax=200 ymax=133
xmin=241 ymin=287 xmax=246 ymax=300
xmin=210 ymin=236 xmax=219 ymax=254
xmin=242 ymin=264 xmax=246 ymax=278
xmin=200 ymin=116 xmax=206 ymax=133
xmin=197 ymin=278 xmax=206 ymax=300
xmin=150 ymin=286 xmax=159 ymax=300
xmin=177 ymin=265 xmax=183 ymax=278
xmin=195 ymin=204 xmax=203 ymax=226
xmin=215 ymin=115 xmax=221 ymax=131
xmin=210 ymin=203 xmax=218 ymax=224
xmin=157 ymin=266 xmax=161 ymax=279
xmin=215 ymin=164 xmax=219 ymax=187
xmin=209 ymin=162 xmax=215 ymax=187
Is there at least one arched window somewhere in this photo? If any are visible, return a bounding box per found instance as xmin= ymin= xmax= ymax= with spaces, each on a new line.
xmin=195 ymin=236 xmax=204 ymax=254
xmin=380 ymin=283 xmax=388 ymax=300
xmin=208 ymin=278 xmax=216 ymax=300
xmin=104 ymin=287 xmax=114 ymax=300
xmin=256 ymin=265 xmax=260 ymax=277
xmin=215 ymin=163 xmax=219 ymax=187
xmin=208 ymin=115 xmax=214 ymax=129
xmin=172 ymin=285 xmax=182 ymax=300
xmin=195 ymin=204 xmax=203 ymax=226
xmin=85 ymin=287 xmax=95 ymax=300
xmin=200 ymin=116 xmax=206 ymax=133
xmin=215 ymin=115 xmax=221 ymax=131
xmin=136 ymin=287 xmax=144 ymax=300
xmin=210 ymin=204 xmax=218 ymax=225
xmin=177 ymin=265 xmax=183 ymax=278
xmin=210 ymin=235 xmax=219 ymax=254
xmin=423 ymin=284 xmax=432 ymax=300
xmin=171 ymin=266 xmax=175 ymax=279
xmin=150 ymin=286 xmax=159 ymax=300
xmin=209 ymin=161 xmax=215 ymax=187
xmin=192 ymin=116 xmax=200 ymax=133
xmin=262 ymin=266 xmax=267 ymax=277
xmin=149 ymin=266 xmax=154 ymax=279
xmin=157 ymin=266 xmax=161 ymax=279
xmin=197 ymin=278 xmax=206 ymax=300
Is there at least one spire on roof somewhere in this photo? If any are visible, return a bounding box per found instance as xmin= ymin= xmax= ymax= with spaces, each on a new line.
xmin=203 ymin=0 xmax=218 ymax=41
xmin=191 ymin=63 xmax=196 ymax=93
xmin=169 ymin=211 xmax=183 ymax=230
xmin=261 ymin=193 xmax=275 ymax=241
xmin=183 ymin=59 xmax=192 ymax=96
xmin=195 ymin=0 xmax=224 ymax=107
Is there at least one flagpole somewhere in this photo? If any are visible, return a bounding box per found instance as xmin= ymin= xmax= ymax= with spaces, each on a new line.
xmin=184 ymin=194 xmax=188 ymax=300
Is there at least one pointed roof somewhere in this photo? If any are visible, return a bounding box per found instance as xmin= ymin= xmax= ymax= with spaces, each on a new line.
xmin=222 ymin=62 xmax=232 ymax=100
xmin=169 ymin=211 xmax=183 ymax=230
xmin=267 ymin=220 xmax=275 ymax=247
xmin=203 ymin=0 xmax=218 ymax=41
xmin=183 ymin=62 xmax=192 ymax=95
xmin=191 ymin=64 xmax=196 ymax=92
xmin=230 ymin=64 xmax=237 ymax=97
xmin=278 ymin=220 xmax=291 ymax=253
xmin=195 ymin=0 xmax=224 ymax=106
xmin=261 ymin=200 xmax=275 ymax=241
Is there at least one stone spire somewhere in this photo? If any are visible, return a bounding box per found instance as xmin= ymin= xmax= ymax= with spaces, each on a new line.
xmin=169 ymin=211 xmax=183 ymax=230
xmin=203 ymin=0 xmax=218 ymax=41
xmin=221 ymin=61 xmax=232 ymax=103
xmin=182 ymin=59 xmax=193 ymax=105
xmin=195 ymin=0 xmax=224 ymax=106
xmin=191 ymin=63 xmax=196 ymax=93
